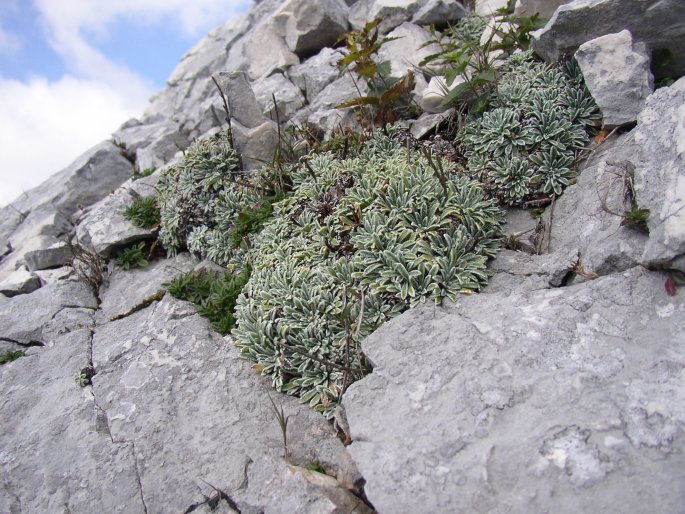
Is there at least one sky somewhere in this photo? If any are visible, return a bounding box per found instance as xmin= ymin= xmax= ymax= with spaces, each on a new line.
xmin=0 ymin=0 xmax=251 ymax=207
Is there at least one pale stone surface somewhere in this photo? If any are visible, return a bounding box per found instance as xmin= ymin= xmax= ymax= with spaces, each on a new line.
xmin=412 ymin=0 xmax=467 ymax=26
xmin=281 ymin=0 xmax=349 ymax=56
xmin=247 ymin=14 xmax=300 ymax=80
xmin=575 ymin=30 xmax=653 ymax=127
xmin=634 ymin=77 xmax=685 ymax=271
xmin=532 ymin=0 xmax=685 ymax=78
xmin=418 ymin=75 xmax=467 ymax=113
xmin=288 ymin=47 xmax=345 ymax=102
xmin=377 ymin=22 xmax=441 ymax=79
xmin=343 ymin=267 xmax=685 ymax=513
xmin=0 ymin=267 xmax=40 ymax=297
xmin=475 ymin=0 xmax=508 ymax=15
xmin=232 ymin=120 xmax=280 ymax=170
xmin=75 ymin=174 xmax=159 ymax=258
xmin=515 ymin=0 xmax=572 ymax=19
xmin=253 ymin=72 xmax=306 ymax=122
xmin=22 ymin=241 xmax=73 ymax=271
xmin=215 ymin=71 xmax=267 ymax=129
xmin=349 ymin=0 xmax=423 ymax=34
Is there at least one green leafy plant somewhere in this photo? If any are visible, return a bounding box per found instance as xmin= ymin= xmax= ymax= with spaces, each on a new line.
xmin=123 ymin=195 xmax=161 ymax=229
xmin=115 ymin=242 xmax=150 ymax=270
xmin=133 ymin=166 xmax=155 ymax=180
xmin=420 ymin=11 xmax=544 ymax=113
xmin=164 ymin=267 xmax=251 ymax=335
xmin=0 ymin=350 xmax=23 ymax=365
xmin=74 ymin=365 xmax=95 ymax=387
xmin=621 ymin=207 xmax=650 ymax=232
xmin=233 ymin=131 xmax=503 ymax=417
xmin=336 ymin=18 xmax=417 ymax=128
xmin=457 ymin=53 xmax=599 ymax=205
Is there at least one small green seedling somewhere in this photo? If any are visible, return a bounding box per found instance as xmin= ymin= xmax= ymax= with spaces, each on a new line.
xmin=115 ymin=242 xmax=150 ymax=270
xmin=267 ymin=394 xmax=290 ymax=459
xmin=0 ymin=350 xmax=23 ymax=365
xmin=123 ymin=196 xmax=160 ymax=229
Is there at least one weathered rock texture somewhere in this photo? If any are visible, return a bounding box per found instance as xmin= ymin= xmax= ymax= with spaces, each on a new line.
xmin=575 ymin=30 xmax=653 ymax=127
xmin=344 ymin=267 xmax=685 ymax=513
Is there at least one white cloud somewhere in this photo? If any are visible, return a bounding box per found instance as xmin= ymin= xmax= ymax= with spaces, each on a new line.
xmin=0 ymin=74 xmax=147 ymax=206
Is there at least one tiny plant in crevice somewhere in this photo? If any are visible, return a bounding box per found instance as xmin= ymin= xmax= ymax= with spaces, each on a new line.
xmin=115 ymin=242 xmax=150 ymax=270
xmin=133 ymin=166 xmax=156 ymax=180
xmin=66 ymin=234 xmax=105 ymax=293
xmin=74 ymin=365 xmax=95 ymax=387
xmin=336 ymin=18 xmax=417 ymax=129
xmin=0 ymin=350 xmax=23 ymax=365
xmin=306 ymin=461 xmax=326 ymax=474
xmin=163 ymin=266 xmax=251 ymax=335
xmin=267 ymin=394 xmax=290 ymax=459
xmin=123 ymin=195 xmax=161 ymax=229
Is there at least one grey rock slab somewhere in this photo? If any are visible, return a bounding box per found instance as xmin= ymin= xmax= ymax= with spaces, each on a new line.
xmin=515 ymin=0 xmax=573 ymax=19
xmin=246 ymin=14 xmax=300 ymax=80
xmin=634 ymin=77 xmax=685 ymax=271
xmin=548 ymin=130 xmax=648 ymax=277
xmin=241 ymin=456 xmax=372 ymax=514
xmin=253 ymin=72 xmax=306 ymax=122
xmin=215 ymin=71 xmax=269 ymax=129
xmin=0 ymin=277 xmax=96 ymax=345
xmin=97 ymin=252 xmax=198 ymax=323
xmin=22 ymin=241 xmax=72 ymax=271
xmin=0 ymin=267 xmax=40 ymax=297
xmin=91 ymin=295 xmax=358 ymax=513
xmin=412 ymin=0 xmax=467 ymax=26
xmin=232 ymin=119 xmax=280 ymax=170
xmin=377 ymin=22 xmax=441 ymax=79
xmin=75 ymin=175 xmax=158 ymax=259
xmin=344 ymin=267 xmax=685 ymax=513
xmin=475 ymin=0 xmax=508 ymax=15
xmin=281 ymin=0 xmax=350 ymax=57
xmin=0 ymin=328 xmax=145 ymax=513
xmin=288 ymin=47 xmax=345 ymax=102
xmin=35 ymin=265 xmax=74 ymax=286
xmin=349 ymin=0 xmax=422 ymax=34
xmin=532 ymin=0 xmax=685 ymax=79
xmin=406 ymin=111 xmax=450 ymax=139
xmin=575 ymin=30 xmax=653 ymax=128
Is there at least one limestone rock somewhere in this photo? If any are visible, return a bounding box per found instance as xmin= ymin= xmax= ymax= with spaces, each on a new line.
xmin=377 ymin=22 xmax=440 ymax=80
xmin=247 ymin=14 xmax=300 ymax=80
xmin=288 ymin=47 xmax=345 ymax=102
xmin=75 ymin=175 xmax=159 ymax=259
xmin=281 ymin=0 xmax=349 ymax=57
xmin=253 ymin=72 xmax=306 ymax=122
xmin=575 ymin=30 xmax=653 ymax=127
xmin=412 ymin=0 xmax=467 ymax=26
xmin=548 ymin=131 xmax=648 ymax=277
xmin=349 ymin=0 xmax=423 ymax=34
xmin=418 ymin=75 xmax=467 ymax=113
xmin=475 ymin=0 xmax=508 ymax=15
xmin=634 ymin=77 xmax=685 ymax=271
xmin=515 ymin=0 xmax=572 ymax=19
xmin=532 ymin=0 xmax=685 ymax=79
xmin=407 ymin=111 xmax=450 ymax=139
xmin=0 ymin=267 xmax=40 ymax=297
xmin=232 ymin=120 xmax=280 ymax=170
xmin=0 ymin=277 xmax=96 ymax=345
xmin=22 ymin=241 xmax=72 ymax=272
xmin=215 ymin=71 xmax=267 ymax=129
xmin=90 ymin=295 xmax=357 ymax=513
xmin=343 ymin=267 xmax=685 ymax=513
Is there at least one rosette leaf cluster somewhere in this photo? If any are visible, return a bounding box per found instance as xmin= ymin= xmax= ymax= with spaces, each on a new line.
xmin=232 ymin=134 xmax=503 ymax=417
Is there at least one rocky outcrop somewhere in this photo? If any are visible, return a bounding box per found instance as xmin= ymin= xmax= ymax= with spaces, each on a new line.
xmin=575 ymin=30 xmax=653 ymax=127
xmin=532 ymin=0 xmax=685 ymax=79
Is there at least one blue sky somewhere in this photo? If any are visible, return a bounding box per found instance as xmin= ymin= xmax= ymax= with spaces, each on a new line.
xmin=0 ymin=0 xmax=251 ymax=206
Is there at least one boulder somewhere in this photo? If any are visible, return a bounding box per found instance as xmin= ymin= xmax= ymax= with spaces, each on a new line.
xmin=113 ymin=120 xmax=188 ymax=172
xmin=412 ymin=0 xmax=468 ymax=26
xmin=232 ymin=120 xmax=280 ymax=170
xmin=349 ymin=0 xmax=423 ymax=34
xmin=0 ymin=277 xmax=96 ymax=345
xmin=406 ymin=111 xmax=450 ymax=139
xmin=515 ymin=0 xmax=573 ymax=19
xmin=246 ymin=14 xmax=300 ymax=80
xmin=475 ymin=0 xmax=509 ymax=15
xmin=215 ymin=71 xmax=269 ymax=129
xmin=418 ymin=75 xmax=467 ymax=113
xmin=252 ymin=72 xmax=306 ymax=122
xmin=287 ymin=47 xmax=344 ymax=102
xmin=634 ymin=77 xmax=685 ymax=271
xmin=280 ymin=0 xmax=349 ymax=57
xmin=90 ymin=295 xmax=360 ymax=512
xmin=75 ymin=175 xmax=159 ymax=259
xmin=532 ymin=0 xmax=685 ymax=79
xmin=22 ymin=242 xmax=73 ymax=272
xmin=0 ymin=267 xmax=40 ymax=297
xmin=377 ymin=22 xmax=441 ymax=80
xmin=575 ymin=30 xmax=653 ymax=127
xmin=343 ymin=267 xmax=685 ymax=513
